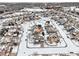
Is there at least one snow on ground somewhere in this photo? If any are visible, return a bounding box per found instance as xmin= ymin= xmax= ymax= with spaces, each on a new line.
xmin=0 ymin=8 xmax=79 ymax=56
xmin=21 ymin=8 xmax=47 ymax=12
xmin=27 ymin=17 xmax=66 ymax=48
xmin=17 ymin=17 xmax=79 ymax=56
